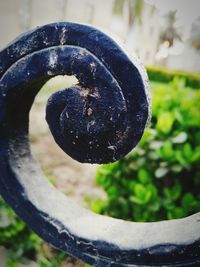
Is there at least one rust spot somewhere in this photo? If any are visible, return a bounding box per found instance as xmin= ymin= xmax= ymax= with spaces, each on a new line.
xmin=80 ymin=88 xmax=90 ymax=101
xmin=116 ymin=128 xmax=129 ymax=146
xmin=90 ymin=62 xmax=96 ymax=71
xmin=80 ymin=86 xmax=100 ymax=100
xmin=90 ymin=87 xmax=100 ymax=99
xmin=87 ymin=107 xmax=93 ymax=116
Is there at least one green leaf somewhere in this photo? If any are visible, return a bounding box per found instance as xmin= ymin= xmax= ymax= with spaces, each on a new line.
xmin=171 ymin=164 xmax=182 ymax=172
xmin=107 ymin=186 xmax=119 ymax=197
xmin=172 ymin=132 xmax=187 ymax=143
xmin=162 ymin=141 xmax=174 ymax=159
xmin=144 ymin=190 xmax=153 ymax=203
xmin=175 ymin=150 xmax=187 ymax=166
xmin=133 ymin=184 xmax=147 ymax=200
xmin=163 ymin=183 xmax=182 ymax=201
xmin=156 ymin=112 xmax=175 ymax=134
xmin=192 ymin=148 xmax=200 ymax=162
xmin=138 ymin=169 xmax=151 ymax=184
xmin=171 ymin=183 xmax=182 ymax=201
xmin=183 ymin=143 xmax=193 ymax=161
xmin=163 ymin=187 xmax=171 ymax=199
xmin=146 ymin=184 xmax=158 ymax=200
xmin=149 ymin=141 xmax=163 ymax=149
xmin=130 ymin=196 xmax=145 ymax=205
xmin=181 ymin=193 xmax=196 ymax=209
xmin=149 ymin=202 xmax=160 ymax=212
xmin=167 ymin=207 xmax=186 ymax=219
xmin=155 ymin=167 xmax=168 ymax=178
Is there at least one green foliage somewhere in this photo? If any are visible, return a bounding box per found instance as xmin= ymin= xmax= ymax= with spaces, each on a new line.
xmin=0 ymin=76 xmax=200 ymax=265
xmin=0 ymin=196 xmax=89 ymax=266
xmin=38 ymin=250 xmax=69 ymax=267
xmin=95 ymin=78 xmax=200 ymax=222
xmin=146 ymin=65 xmax=200 ymax=89
xmin=0 ymin=197 xmax=42 ymax=266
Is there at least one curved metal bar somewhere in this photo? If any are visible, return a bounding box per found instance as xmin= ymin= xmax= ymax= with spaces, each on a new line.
xmin=0 ymin=22 xmax=199 ymax=266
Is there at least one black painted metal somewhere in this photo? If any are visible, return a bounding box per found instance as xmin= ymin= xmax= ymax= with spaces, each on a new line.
xmin=0 ymin=22 xmax=199 ymax=266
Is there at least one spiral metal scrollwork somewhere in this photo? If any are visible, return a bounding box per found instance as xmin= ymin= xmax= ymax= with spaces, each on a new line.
xmin=0 ymin=23 xmax=199 ymax=266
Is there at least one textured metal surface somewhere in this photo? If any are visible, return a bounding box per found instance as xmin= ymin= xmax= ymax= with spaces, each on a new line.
xmin=0 ymin=22 xmax=199 ymax=266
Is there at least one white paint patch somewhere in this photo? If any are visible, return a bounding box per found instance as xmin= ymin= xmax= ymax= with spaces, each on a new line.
xmin=10 ymin=149 xmax=200 ymax=251
xmin=49 ymin=50 xmax=58 ymax=69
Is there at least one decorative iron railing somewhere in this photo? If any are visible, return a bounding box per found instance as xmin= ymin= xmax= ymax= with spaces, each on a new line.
xmin=0 ymin=22 xmax=199 ymax=266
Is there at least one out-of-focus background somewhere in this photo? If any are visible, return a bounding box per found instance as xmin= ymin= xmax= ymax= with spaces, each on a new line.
xmin=1 ymin=0 xmax=200 ymax=70
xmin=0 ymin=0 xmax=200 ymax=266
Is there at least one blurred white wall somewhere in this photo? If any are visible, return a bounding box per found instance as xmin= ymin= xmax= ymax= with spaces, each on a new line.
xmin=0 ymin=0 xmax=114 ymax=49
xmin=108 ymin=1 xmax=162 ymax=66
xmin=0 ymin=0 xmax=199 ymax=72
xmin=0 ymin=0 xmax=22 ymax=48
xmin=126 ymin=3 xmax=161 ymax=65
xmin=166 ymin=43 xmax=200 ymax=72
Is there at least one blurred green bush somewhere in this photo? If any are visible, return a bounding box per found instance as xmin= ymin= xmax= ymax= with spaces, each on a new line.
xmin=147 ymin=66 xmax=200 ymax=89
xmin=0 ymin=76 xmax=200 ymax=266
xmin=0 ymin=197 xmax=83 ymax=267
xmin=0 ymin=197 xmax=42 ymax=266
xmin=94 ymin=78 xmax=200 ymax=222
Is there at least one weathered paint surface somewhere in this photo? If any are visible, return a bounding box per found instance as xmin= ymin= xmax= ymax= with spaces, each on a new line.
xmin=0 ymin=22 xmax=199 ymax=266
